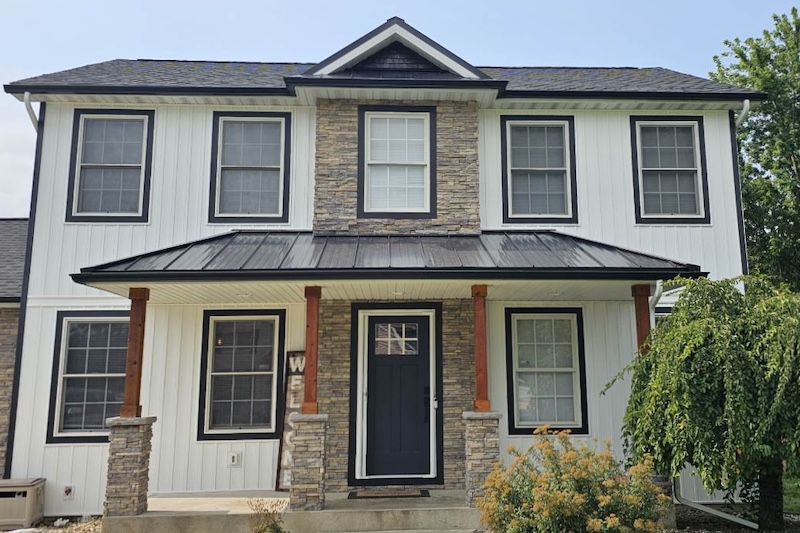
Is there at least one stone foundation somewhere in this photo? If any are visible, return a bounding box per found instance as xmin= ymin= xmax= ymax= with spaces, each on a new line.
xmin=463 ymin=411 xmax=501 ymax=508
xmin=288 ymin=413 xmax=328 ymax=511
xmin=653 ymin=475 xmax=677 ymax=528
xmin=0 ymin=307 xmax=19 ymax=473
xmin=104 ymin=416 xmax=156 ymax=516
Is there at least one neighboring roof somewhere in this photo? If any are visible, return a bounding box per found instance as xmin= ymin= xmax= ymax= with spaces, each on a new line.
xmin=71 ymin=231 xmax=702 ymax=285
xmin=0 ymin=219 xmax=28 ymax=302
xmin=4 ymin=60 xmax=764 ymax=100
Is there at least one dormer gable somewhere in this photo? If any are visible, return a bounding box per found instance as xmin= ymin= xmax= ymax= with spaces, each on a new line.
xmin=302 ymin=16 xmax=489 ymax=80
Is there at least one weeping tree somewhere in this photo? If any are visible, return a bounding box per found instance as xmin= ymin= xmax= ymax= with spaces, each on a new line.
xmin=621 ymin=276 xmax=800 ymax=531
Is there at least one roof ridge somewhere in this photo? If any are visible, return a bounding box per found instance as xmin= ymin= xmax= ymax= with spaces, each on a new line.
xmin=480 ymin=65 xmax=642 ymax=70
xmin=130 ymin=59 xmax=317 ymax=66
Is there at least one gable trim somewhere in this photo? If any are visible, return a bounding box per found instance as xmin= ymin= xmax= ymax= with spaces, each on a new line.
xmin=303 ymin=17 xmax=488 ymax=80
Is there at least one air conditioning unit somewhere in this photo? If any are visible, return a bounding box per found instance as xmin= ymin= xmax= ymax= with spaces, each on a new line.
xmin=0 ymin=478 xmax=45 ymax=530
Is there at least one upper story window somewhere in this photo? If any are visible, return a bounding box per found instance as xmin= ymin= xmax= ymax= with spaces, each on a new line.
xmin=505 ymin=308 xmax=588 ymax=435
xmin=631 ymin=116 xmax=710 ymax=224
xmin=198 ymin=310 xmax=286 ymax=440
xmin=357 ymin=105 xmax=437 ymax=219
xmin=66 ymin=109 xmax=155 ymax=223
xmin=501 ymin=116 xmax=578 ymax=224
xmin=209 ymin=112 xmax=291 ymax=224
xmin=47 ymin=311 xmax=130 ymax=443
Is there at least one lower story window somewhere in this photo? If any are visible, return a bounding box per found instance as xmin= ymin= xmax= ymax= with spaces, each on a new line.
xmin=48 ymin=310 xmax=130 ymax=443
xmin=505 ymin=308 xmax=588 ymax=435
xmin=199 ymin=310 xmax=286 ymax=440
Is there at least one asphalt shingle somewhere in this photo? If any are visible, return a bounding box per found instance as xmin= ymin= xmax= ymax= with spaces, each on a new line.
xmin=0 ymin=219 xmax=28 ymax=300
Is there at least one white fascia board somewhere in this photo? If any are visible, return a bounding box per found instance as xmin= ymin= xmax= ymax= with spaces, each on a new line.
xmin=313 ymin=25 xmax=480 ymax=79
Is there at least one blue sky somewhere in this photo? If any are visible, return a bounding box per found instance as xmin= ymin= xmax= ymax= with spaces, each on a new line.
xmin=0 ymin=0 xmax=796 ymax=217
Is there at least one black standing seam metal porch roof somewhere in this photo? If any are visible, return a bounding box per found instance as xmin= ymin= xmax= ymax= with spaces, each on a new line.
xmin=70 ymin=231 xmax=703 ymax=285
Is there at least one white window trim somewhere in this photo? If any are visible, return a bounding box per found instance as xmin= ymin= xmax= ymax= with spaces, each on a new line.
xmin=510 ymin=312 xmax=583 ymax=430
xmin=72 ymin=114 xmax=148 ymax=218
xmin=53 ymin=316 xmax=128 ymax=438
xmin=354 ymin=309 xmax=438 ymax=480
xmin=213 ymin=116 xmax=287 ymax=219
xmin=363 ymin=111 xmax=431 ymax=214
xmin=203 ymin=315 xmax=281 ymax=435
xmin=635 ymin=120 xmax=705 ymax=219
xmin=505 ymin=119 xmax=574 ymax=220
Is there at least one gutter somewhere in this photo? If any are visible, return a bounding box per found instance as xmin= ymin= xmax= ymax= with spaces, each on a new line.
xmin=735 ymin=99 xmax=751 ymax=127
xmin=23 ymin=92 xmax=38 ymax=132
xmin=673 ymin=479 xmax=758 ymax=530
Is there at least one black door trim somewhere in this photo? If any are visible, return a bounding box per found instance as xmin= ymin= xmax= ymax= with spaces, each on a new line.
xmin=348 ymin=302 xmax=444 ymax=486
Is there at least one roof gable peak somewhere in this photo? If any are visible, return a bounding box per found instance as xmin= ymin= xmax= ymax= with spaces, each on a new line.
xmin=303 ymin=17 xmax=488 ymax=80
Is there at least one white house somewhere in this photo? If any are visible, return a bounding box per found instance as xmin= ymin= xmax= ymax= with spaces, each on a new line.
xmin=2 ymin=17 xmax=760 ymax=519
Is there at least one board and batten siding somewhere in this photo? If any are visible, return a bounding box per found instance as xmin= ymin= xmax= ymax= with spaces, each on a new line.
xmin=479 ymin=109 xmax=744 ymax=280
xmin=26 ymin=103 xmax=315 ymax=300
xmin=12 ymin=301 xmax=305 ymax=516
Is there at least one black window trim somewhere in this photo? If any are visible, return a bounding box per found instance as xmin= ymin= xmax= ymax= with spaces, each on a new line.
xmin=46 ymin=310 xmax=130 ymax=444
xmin=357 ymin=105 xmax=437 ymax=219
xmin=66 ymin=108 xmax=155 ymax=223
xmin=504 ymin=307 xmax=589 ymax=436
xmin=208 ymin=111 xmax=292 ymax=224
xmin=197 ymin=309 xmax=286 ymax=441
xmin=630 ymin=115 xmax=711 ymax=225
xmin=500 ymin=115 xmax=579 ymax=224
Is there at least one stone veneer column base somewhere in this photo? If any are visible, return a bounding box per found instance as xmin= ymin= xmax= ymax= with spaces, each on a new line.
xmin=288 ymin=413 xmax=329 ymax=511
xmin=104 ymin=416 xmax=156 ymax=516
xmin=463 ymin=411 xmax=501 ymax=508
xmin=653 ymin=475 xmax=677 ymax=529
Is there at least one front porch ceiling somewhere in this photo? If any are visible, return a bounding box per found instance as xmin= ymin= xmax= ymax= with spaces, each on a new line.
xmin=87 ymin=278 xmax=660 ymax=305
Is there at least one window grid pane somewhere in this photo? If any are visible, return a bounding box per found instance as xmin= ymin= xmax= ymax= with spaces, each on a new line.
xmin=514 ymin=317 xmax=578 ymax=425
xmin=60 ymin=321 xmax=128 ymax=432
xmin=217 ymin=119 xmax=284 ymax=216
xmin=77 ymin=118 xmax=146 ymax=215
xmin=639 ymin=125 xmax=701 ymax=216
xmin=373 ymin=322 xmax=419 ymax=356
xmin=208 ymin=319 xmax=276 ymax=431
xmin=508 ymin=125 xmax=568 ymax=216
xmin=365 ymin=114 xmax=429 ymax=212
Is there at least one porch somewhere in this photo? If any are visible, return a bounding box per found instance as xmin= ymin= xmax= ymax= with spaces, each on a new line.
xmin=102 ymin=490 xmax=479 ymax=533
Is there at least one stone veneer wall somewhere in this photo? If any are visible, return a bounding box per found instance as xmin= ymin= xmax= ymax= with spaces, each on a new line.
xmin=0 ymin=307 xmax=19 ymax=475
xmin=314 ymin=99 xmax=481 ymax=235
xmin=317 ymin=299 xmax=475 ymax=492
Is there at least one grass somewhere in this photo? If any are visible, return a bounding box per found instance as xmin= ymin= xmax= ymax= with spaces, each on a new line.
xmin=786 ymin=476 xmax=800 ymax=513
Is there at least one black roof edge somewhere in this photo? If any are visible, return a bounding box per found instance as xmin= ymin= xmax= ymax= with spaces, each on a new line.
xmin=0 ymin=297 xmax=21 ymax=304
xmin=3 ymin=84 xmax=296 ymax=97
xmin=303 ymin=17 xmax=489 ymax=80
xmin=499 ymin=89 xmax=767 ymax=101
xmin=71 ymin=267 xmax=707 ymax=285
xmin=284 ymin=76 xmax=507 ymax=90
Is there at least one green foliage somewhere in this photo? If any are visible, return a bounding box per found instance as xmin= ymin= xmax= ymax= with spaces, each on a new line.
xmin=786 ymin=477 xmax=800 ymax=514
xmin=621 ymin=276 xmax=800 ymax=500
xmin=711 ymin=8 xmax=800 ymax=289
xmin=247 ymin=498 xmax=286 ymax=533
xmin=478 ymin=427 xmax=670 ymax=533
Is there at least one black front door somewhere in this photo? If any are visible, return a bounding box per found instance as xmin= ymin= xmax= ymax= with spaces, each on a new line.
xmin=366 ymin=315 xmax=431 ymax=476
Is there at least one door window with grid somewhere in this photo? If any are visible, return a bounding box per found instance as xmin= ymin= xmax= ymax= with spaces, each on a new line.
xmin=507 ymin=311 xmax=585 ymax=432
xmin=205 ymin=317 xmax=278 ymax=433
xmin=58 ymin=320 xmax=128 ymax=433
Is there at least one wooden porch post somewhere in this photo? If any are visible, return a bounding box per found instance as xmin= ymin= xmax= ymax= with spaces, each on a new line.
xmin=120 ymin=287 xmax=149 ymax=418
xmin=472 ymin=284 xmax=490 ymax=412
xmin=631 ymin=284 xmax=653 ymax=350
xmin=302 ymin=286 xmax=322 ymax=415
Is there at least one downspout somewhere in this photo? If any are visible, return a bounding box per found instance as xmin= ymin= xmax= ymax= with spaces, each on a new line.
xmin=23 ymin=92 xmax=38 ymax=132
xmin=673 ymin=479 xmax=758 ymax=530
xmin=648 ymin=280 xmax=663 ymax=326
xmin=666 ymin=97 xmax=758 ymax=530
xmin=735 ymin=99 xmax=751 ymax=128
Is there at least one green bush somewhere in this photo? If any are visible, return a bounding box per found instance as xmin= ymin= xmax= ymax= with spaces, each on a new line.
xmin=478 ymin=427 xmax=670 ymax=533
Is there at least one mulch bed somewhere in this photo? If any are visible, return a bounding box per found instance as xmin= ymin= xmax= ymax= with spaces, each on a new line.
xmin=665 ymin=505 xmax=800 ymax=532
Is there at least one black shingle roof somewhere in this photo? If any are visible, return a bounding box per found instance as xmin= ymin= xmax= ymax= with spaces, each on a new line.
xmin=72 ymin=230 xmax=702 ymax=285
xmin=0 ymin=219 xmax=28 ymax=301
xmin=5 ymin=59 xmax=762 ymax=99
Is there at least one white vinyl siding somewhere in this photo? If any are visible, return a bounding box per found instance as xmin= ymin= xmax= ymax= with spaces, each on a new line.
xmin=74 ymin=116 xmax=147 ymax=215
xmin=205 ymin=316 xmax=279 ymax=434
xmin=365 ymin=113 xmax=430 ymax=212
xmin=55 ymin=318 xmax=128 ymax=435
xmin=510 ymin=313 xmax=581 ymax=428
xmin=508 ymin=123 xmax=569 ymax=217
xmin=215 ymin=118 xmax=285 ymax=217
